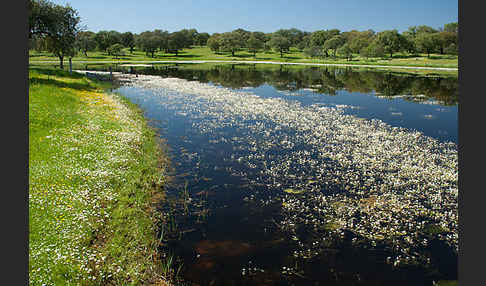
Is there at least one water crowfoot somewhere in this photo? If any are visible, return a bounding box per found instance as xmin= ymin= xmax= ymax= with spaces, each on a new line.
xmin=117 ymin=73 xmax=457 ymax=277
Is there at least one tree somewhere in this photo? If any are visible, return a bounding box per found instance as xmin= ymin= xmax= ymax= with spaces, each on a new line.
xmin=195 ymin=32 xmax=210 ymax=46
xmin=29 ymin=0 xmax=59 ymax=38
xmin=437 ymin=31 xmax=456 ymax=54
xmin=346 ymin=30 xmax=374 ymax=54
xmin=167 ymin=31 xmax=187 ymax=56
xmin=341 ymin=30 xmax=360 ymax=44
xmin=153 ymin=29 xmax=169 ymax=52
xmin=297 ymin=33 xmax=311 ymax=51
xmin=322 ymin=35 xmax=345 ymax=58
xmin=288 ymin=28 xmax=305 ymax=47
xmin=94 ymin=30 xmax=121 ymax=53
xmin=443 ymin=22 xmax=458 ymax=34
xmin=268 ymin=34 xmax=291 ymax=57
xmin=44 ymin=4 xmax=80 ymax=69
xmin=106 ymin=31 xmax=122 ymax=50
xmin=29 ymin=0 xmax=80 ymax=69
xmin=444 ymin=43 xmax=458 ymax=55
xmin=75 ymin=31 xmax=96 ymax=57
xmin=328 ymin=29 xmax=341 ymax=35
xmin=405 ymin=26 xmax=418 ymax=38
xmin=94 ymin=31 xmax=110 ymax=52
xmin=349 ymin=36 xmax=370 ymax=55
xmin=252 ymin=31 xmax=267 ymax=43
xmin=263 ymin=40 xmax=272 ymax=52
xmin=247 ymin=34 xmax=263 ymax=58
xmin=310 ymin=29 xmax=340 ymax=57
xmin=30 ymin=35 xmax=49 ymax=52
xmin=415 ymin=33 xmax=441 ymax=57
xmin=274 ymin=28 xmax=304 ymax=47
xmin=232 ymin=28 xmax=251 ymax=47
xmin=178 ymin=29 xmax=198 ymax=47
xmin=401 ymin=33 xmax=418 ymax=55
xmin=416 ymin=25 xmax=438 ymax=35
xmin=188 ymin=29 xmax=199 ymax=46
xmin=207 ymin=34 xmax=221 ymax=53
xmin=303 ymin=46 xmax=323 ymax=58
xmin=310 ymin=30 xmax=327 ymax=47
xmin=338 ymin=44 xmax=353 ymax=61
xmin=261 ymin=33 xmax=273 ymax=52
xmin=360 ymin=41 xmax=385 ymax=59
xmin=375 ymin=30 xmax=404 ymax=58
xmin=219 ymin=32 xmax=243 ymax=56
xmin=137 ymin=31 xmax=161 ymax=57
xmin=121 ymin=32 xmax=135 ymax=53
xmin=107 ymin=43 xmax=124 ymax=59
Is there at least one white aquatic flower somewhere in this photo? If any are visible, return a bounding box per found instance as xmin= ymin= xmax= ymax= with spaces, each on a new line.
xmin=119 ymin=74 xmax=458 ymax=261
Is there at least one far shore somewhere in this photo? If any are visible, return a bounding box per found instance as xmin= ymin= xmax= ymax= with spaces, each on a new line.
xmin=29 ymin=59 xmax=458 ymax=71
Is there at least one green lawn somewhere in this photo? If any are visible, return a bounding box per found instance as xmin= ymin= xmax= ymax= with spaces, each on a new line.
xmin=29 ymin=46 xmax=458 ymax=69
xmin=29 ymin=68 xmax=170 ymax=285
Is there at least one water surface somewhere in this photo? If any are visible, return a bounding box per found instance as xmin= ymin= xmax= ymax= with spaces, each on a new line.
xmin=114 ymin=64 xmax=458 ymax=286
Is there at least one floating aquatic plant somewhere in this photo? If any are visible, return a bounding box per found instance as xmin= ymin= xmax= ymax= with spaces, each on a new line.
xmin=283 ymin=188 xmax=305 ymax=194
xmin=117 ymin=74 xmax=458 ymax=268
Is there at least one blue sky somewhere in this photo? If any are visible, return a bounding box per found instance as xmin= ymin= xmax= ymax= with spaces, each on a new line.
xmin=51 ymin=0 xmax=458 ymax=34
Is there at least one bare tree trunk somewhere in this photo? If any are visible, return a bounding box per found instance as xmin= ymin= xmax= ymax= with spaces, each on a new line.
xmin=59 ymin=55 xmax=64 ymax=69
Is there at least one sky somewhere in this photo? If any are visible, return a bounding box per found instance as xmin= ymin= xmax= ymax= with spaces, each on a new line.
xmin=51 ymin=0 xmax=458 ymax=34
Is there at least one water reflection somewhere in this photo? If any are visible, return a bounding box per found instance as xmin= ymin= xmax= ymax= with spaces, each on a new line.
xmin=117 ymin=63 xmax=458 ymax=106
xmin=113 ymin=66 xmax=458 ymax=286
xmin=109 ymin=63 xmax=457 ymax=143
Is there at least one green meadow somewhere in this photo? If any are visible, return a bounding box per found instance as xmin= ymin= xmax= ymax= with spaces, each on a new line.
xmin=29 ymin=45 xmax=458 ymax=69
xmin=29 ymin=68 xmax=170 ymax=285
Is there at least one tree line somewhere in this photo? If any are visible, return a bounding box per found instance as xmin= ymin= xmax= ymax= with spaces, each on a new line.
xmin=29 ymin=0 xmax=458 ymax=69
xmin=206 ymin=24 xmax=457 ymax=59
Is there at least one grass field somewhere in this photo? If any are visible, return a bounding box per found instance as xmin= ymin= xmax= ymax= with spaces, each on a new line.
xmin=29 ymin=46 xmax=458 ymax=69
xmin=29 ymin=68 xmax=171 ymax=285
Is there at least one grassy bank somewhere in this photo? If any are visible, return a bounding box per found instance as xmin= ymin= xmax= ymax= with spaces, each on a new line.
xmin=29 ymin=68 xmax=170 ymax=285
xmin=29 ymin=46 xmax=458 ymax=69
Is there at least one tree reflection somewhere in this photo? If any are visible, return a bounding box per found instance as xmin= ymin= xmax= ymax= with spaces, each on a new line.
xmin=122 ymin=64 xmax=458 ymax=105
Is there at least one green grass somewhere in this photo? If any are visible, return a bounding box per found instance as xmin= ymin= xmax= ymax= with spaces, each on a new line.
xmin=29 ymin=68 xmax=170 ymax=285
xmin=29 ymin=46 xmax=458 ymax=70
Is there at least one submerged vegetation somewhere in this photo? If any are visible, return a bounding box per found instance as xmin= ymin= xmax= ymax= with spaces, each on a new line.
xmin=29 ymin=68 xmax=170 ymax=285
xmin=116 ymin=74 xmax=457 ymax=284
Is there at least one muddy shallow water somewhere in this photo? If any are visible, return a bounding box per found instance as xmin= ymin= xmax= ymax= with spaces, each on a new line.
xmin=113 ymin=64 xmax=457 ymax=286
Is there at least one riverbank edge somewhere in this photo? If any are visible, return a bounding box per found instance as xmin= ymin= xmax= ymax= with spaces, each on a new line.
xmin=28 ymin=68 xmax=172 ymax=285
xmin=29 ymin=59 xmax=458 ymax=72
